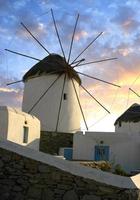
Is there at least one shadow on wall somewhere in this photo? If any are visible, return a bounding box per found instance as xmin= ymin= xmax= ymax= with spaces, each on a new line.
xmin=26 ymin=139 xmax=40 ymax=150
xmin=39 ymin=131 xmax=73 ymax=155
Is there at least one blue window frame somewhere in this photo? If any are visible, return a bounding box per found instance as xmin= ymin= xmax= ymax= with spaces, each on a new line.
xmin=95 ymin=145 xmax=109 ymax=161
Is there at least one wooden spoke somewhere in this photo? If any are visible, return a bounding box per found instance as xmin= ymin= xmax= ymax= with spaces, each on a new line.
xmin=129 ymin=88 xmax=140 ymax=98
xmin=55 ymin=74 xmax=66 ymax=132
xmin=71 ymin=58 xmax=85 ymax=65
xmin=73 ymin=57 xmax=117 ymax=68
xmin=71 ymin=78 xmax=88 ymax=130
xmin=70 ymin=32 xmax=103 ymax=65
xmin=67 ymin=14 xmax=79 ymax=63
xmin=72 ymin=59 xmax=85 ymax=68
xmin=28 ymin=74 xmax=62 ymax=113
xmin=77 ymin=71 xmax=121 ymax=88
xmin=51 ymin=9 xmax=66 ymax=61
xmin=81 ymin=84 xmax=110 ymax=113
xmin=6 ymin=80 xmax=23 ymax=86
xmin=21 ymin=22 xmax=50 ymax=54
xmin=5 ymin=49 xmax=41 ymax=61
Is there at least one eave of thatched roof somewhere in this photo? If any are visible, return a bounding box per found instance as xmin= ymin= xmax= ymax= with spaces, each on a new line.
xmin=114 ymin=103 xmax=140 ymax=125
xmin=23 ymin=54 xmax=81 ymax=84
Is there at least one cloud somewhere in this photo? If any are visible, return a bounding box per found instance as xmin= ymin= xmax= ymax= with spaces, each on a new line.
xmin=0 ymin=87 xmax=19 ymax=93
xmin=118 ymin=47 xmax=134 ymax=56
xmin=0 ymin=61 xmax=23 ymax=109
xmin=0 ymin=89 xmax=23 ymax=108
xmin=17 ymin=22 xmax=47 ymax=40
xmin=0 ymin=78 xmax=23 ymax=109
xmin=74 ymin=30 xmax=88 ymax=41
xmin=111 ymin=5 xmax=140 ymax=33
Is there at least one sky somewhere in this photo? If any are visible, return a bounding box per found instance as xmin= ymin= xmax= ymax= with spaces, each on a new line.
xmin=0 ymin=0 xmax=140 ymax=132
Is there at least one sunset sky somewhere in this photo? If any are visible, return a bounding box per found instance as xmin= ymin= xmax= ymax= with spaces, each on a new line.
xmin=0 ymin=0 xmax=140 ymax=131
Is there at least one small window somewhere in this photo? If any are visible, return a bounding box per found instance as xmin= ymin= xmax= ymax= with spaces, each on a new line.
xmin=23 ymin=126 xmax=29 ymax=143
xmin=63 ymin=93 xmax=67 ymax=100
xmin=119 ymin=121 xmax=121 ymax=127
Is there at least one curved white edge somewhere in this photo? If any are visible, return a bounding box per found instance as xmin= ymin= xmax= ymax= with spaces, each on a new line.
xmin=0 ymin=140 xmax=139 ymax=189
xmin=131 ymin=174 xmax=140 ymax=188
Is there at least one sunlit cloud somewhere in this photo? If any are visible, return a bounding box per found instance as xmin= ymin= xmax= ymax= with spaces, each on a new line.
xmin=17 ymin=22 xmax=47 ymax=40
xmin=0 ymin=87 xmax=19 ymax=93
xmin=111 ymin=5 xmax=140 ymax=33
xmin=118 ymin=47 xmax=134 ymax=56
xmin=74 ymin=30 xmax=88 ymax=41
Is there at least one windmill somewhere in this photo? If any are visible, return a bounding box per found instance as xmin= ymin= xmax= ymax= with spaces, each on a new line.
xmin=5 ymin=9 xmax=121 ymax=133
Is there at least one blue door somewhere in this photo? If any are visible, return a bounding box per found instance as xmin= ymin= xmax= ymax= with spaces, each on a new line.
xmin=64 ymin=148 xmax=73 ymax=160
xmin=95 ymin=145 xmax=109 ymax=161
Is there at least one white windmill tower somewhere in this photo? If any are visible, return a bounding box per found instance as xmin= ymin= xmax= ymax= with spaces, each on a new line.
xmin=6 ymin=10 xmax=120 ymax=134
xmin=22 ymin=54 xmax=81 ymax=133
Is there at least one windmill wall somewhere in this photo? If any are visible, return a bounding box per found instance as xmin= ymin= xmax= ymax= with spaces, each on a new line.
xmin=0 ymin=140 xmax=140 ymax=200
xmin=22 ymin=74 xmax=81 ymax=133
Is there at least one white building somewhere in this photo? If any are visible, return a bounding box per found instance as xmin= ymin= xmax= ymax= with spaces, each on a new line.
xmin=22 ymin=54 xmax=81 ymax=133
xmin=73 ymin=103 xmax=140 ymax=173
xmin=0 ymin=106 xmax=40 ymax=150
xmin=115 ymin=103 xmax=140 ymax=133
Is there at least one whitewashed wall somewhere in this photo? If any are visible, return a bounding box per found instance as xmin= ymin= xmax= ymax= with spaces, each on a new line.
xmin=1 ymin=140 xmax=140 ymax=189
xmin=0 ymin=106 xmax=40 ymax=150
xmin=73 ymin=131 xmax=140 ymax=172
xmin=115 ymin=121 xmax=140 ymax=133
xmin=22 ymin=74 xmax=81 ymax=133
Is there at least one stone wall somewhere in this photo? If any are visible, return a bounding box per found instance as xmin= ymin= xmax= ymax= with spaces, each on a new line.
xmin=39 ymin=131 xmax=73 ymax=154
xmin=0 ymin=144 xmax=140 ymax=200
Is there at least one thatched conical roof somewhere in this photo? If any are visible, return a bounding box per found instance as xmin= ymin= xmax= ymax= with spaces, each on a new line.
xmin=23 ymin=54 xmax=81 ymax=84
xmin=114 ymin=103 xmax=140 ymax=125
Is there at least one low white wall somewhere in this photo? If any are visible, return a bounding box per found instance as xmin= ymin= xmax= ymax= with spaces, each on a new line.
xmin=73 ymin=131 xmax=140 ymax=172
xmin=0 ymin=139 xmax=140 ymax=189
xmin=0 ymin=106 xmax=40 ymax=150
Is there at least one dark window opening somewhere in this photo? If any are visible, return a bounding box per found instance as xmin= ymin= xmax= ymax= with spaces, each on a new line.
xmin=23 ymin=126 xmax=29 ymax=143
xmin=119 ymin=121 xmax=122 ymax=127
xmin=64 ymin=93 xmax=67 ymax=100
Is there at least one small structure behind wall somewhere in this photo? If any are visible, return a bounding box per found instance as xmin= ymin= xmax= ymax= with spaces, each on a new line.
xmin=115 ymin=103 xmax=140 ymax=133
xmin=0 ymin=106 xmax=40 ymax=150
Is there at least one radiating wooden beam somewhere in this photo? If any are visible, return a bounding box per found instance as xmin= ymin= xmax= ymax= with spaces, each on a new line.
xmin=67 ymin=14 xmax=79 ymax=63
xmin=71 ymin=32 xmax=103 ymax=65
xmin=21 ymin=22 xmax=50 ymax=54
xmin=73 ymin=57 xmax=117 ymax=68
xmin=71 ymin=78 xmax=88 ymax=130
xmin=5 ymin=49 xmax=41 ymax=61
xmin=71 ymin=58 xmax=85 ymax=65
xmin=51 ymin=9 xmax=66 ymax=61
xmin=129 ymin=88 xmax=140 ymax=98
xmin=77 ymin=71 xmax=121 ymax=88
xmin=7 ymin=80 xmax=23 ymax=86
xmin=81 ymin=84 xmax=110 ymax=113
